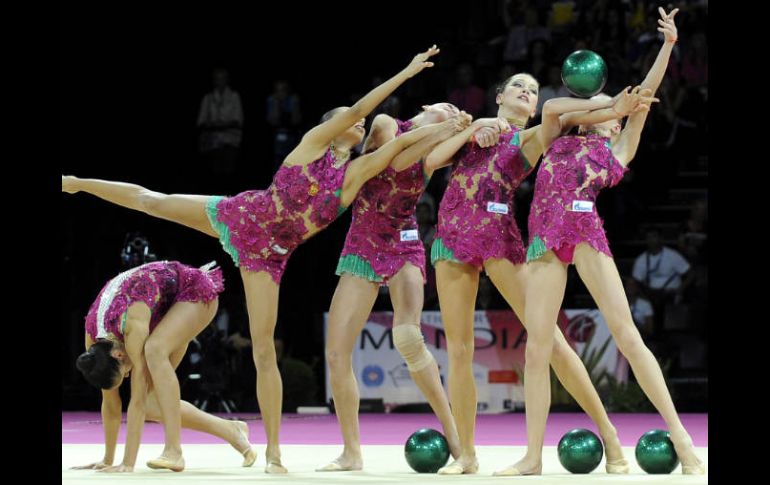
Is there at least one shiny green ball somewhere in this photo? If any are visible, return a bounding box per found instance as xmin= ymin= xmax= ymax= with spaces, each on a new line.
xmin=561 ymin=50 xmax=608 ymax=98
xmin=404 ymin=428 xmax=450 ymax=473
xmin=557 ymin=428 xmax=604 ymax=473
xmin=636 ymin=429 xmax=680 ymax=474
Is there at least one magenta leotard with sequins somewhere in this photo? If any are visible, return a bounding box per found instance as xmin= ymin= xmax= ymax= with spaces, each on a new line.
xmin=206 ymin=148 xmax=349 ymax=283
xmin=432 ymin=127 xmax=534 ymax=271
xmin=336 ymin=119 xmax=430 ymax=284
xmin=84 ymin=261 xmax=224 ymax=342
xmin=527 ymin=134 xmax=628 ymax=262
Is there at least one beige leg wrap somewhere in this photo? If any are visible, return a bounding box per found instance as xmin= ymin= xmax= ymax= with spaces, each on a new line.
xmin=392 ymin=324 xmax=435 ymax=372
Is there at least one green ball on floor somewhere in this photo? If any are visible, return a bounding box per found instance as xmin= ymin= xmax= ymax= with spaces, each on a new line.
xmin=558 ymin=428 xmax=604 ymax=473
xmin=636 ymin=429 xmax=680 ymax=474
xmin=404 ymin=428 xmax=450 ymax=473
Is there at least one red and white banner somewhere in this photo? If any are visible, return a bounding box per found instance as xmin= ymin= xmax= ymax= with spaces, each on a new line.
xmin=324 ymin=309 xmax=628 ymax=413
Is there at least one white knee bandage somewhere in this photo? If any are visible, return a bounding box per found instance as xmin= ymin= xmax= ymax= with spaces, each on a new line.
xmin=392 ymin=324 xmax=435 ymax=372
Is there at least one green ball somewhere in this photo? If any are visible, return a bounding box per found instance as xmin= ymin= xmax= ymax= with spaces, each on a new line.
xmin=557 ymin=428 xmax=604 ymax=474
xmin=561 ymin=50 xmax=608 ymax=98
xmin=635 ymin=429 xmax=680 ymax=474
xmin=404 ymin=428 xmax=450 ymax=473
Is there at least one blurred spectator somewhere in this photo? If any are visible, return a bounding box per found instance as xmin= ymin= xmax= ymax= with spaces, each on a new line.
xmin=504 ymin=7 xmax=551 ymax=63
xmin=266 ymin=80 xmax=302 ymax=169
xmin=632 ymin=229 xmax=694 ymax=336
xmin=448 ymin=63 xmax=486 ymax=118
xmin=548 ymin=1 xmax=577 ymax=32
xmin=625 ymin=276 xmax=654 ymax=338
xmin=678 ymin=198 xmax=708 ymax=264
xmin=525 ymin=39 xmax=550 ymax=81
xmin=197 ymin=67 xmax=243 ymax=177
xmin=486 ymin=64 xmax=517 ymax=115
xmin=535 ymin=64 xmax=571 ymax=116
xmin=592 ymin=2 xmax=628 ymax=53
xmin=681 ymin=32 xmax=707 ymax=88
xmin=633 ymin=229 xmax=693 ymax=300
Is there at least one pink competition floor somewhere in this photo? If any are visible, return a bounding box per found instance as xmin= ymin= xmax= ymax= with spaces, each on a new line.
xmin=62 ymin=412 xmax=707 ymax=446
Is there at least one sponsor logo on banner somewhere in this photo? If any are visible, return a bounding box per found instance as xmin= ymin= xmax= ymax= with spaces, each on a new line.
xmin=387 ymin=363 xmax=412 ymax=387
xmin=566 ymin=313 xmax=597 ymax=342
xmin=488 ymin=370 xmax=519 ymax=384
xmin=361 ymin=365 xmax=384 ymax=387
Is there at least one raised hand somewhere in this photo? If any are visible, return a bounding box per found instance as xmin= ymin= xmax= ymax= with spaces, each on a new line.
xmin=657 ymin=7 xmax=679 ymax=42
xmin=402 ymin=45 xmax=440 ymax=78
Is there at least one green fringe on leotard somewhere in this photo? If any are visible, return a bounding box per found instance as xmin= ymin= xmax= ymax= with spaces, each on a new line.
xmin=335 ymin=254 xmax=384 ymax=282
xmin=205 ymin=196 xmax=241 ymax=267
